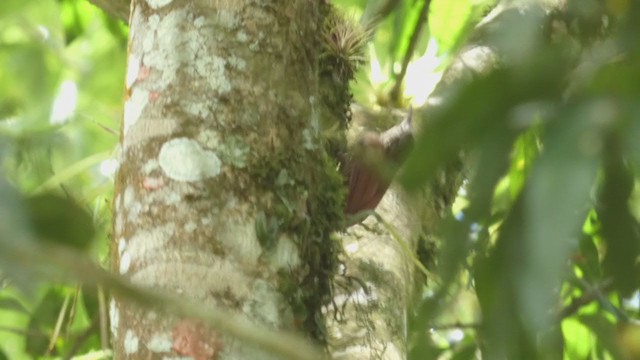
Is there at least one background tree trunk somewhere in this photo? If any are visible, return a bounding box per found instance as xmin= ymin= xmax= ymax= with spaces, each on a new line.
xmin=110 ymin=1 xmax=340 ymax=359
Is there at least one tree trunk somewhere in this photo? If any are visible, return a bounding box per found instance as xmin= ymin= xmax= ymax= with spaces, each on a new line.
xmin=110 ymin=1 xmax=342 ymax=359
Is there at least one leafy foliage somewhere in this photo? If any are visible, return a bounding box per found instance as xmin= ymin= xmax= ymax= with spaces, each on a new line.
xmin=0 ymin=0 xmax=124 ymax=357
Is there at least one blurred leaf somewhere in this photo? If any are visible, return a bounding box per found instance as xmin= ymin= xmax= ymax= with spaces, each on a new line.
xmin=598 ymin=131 xmax=640 ymax=296
xmin=0 ymin=176 xmax=41 ymax=292
xmin=59 ymin=0 xmax=90 ymax=44
xmin=429 ymin=0 xmax=492 ymax=55
xmin=420 ymin=120 xmax=520 ymax=311
xmin=0 ymin=296 xmax=29 ymax=315
xmin=33 ymin=150 xmax=110 ymax=193
xmin=79 ymin=286 xmax=100 ymax=329
xmin=618 ymin=322 xmax=640 ymax=360
xmin=562 ymin=318 xmax=593 ymax=359
xmin=389 ymin=0 xmax=428 ymax=64
xmin=434 ymin=126 xmax=516 ymax=288
xmin=506 ymin=128 xmax=540 ymax=199
xmin=400 ymin=45 xmax=568 ymax=190
xmin=577 ymin=233 xmax=602 ymax=281
xmin=475 ymin=100 xmax=605 ymax=358
xmin=449 ymin=341 xmax=477 ymax=360
xmin=579 ymin=313 xmax=624 ymax=359
xmin=408 ymin=334 xmax=445 ymax=360
xmin=71 ymin=349 xmax=113 ymax=360
xmin=26 ymin=193 xmax=95 ymax=250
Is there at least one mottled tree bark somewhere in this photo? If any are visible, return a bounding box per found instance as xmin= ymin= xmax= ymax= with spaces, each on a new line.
xmin=110 ymin=1 xmax=333 ymax=359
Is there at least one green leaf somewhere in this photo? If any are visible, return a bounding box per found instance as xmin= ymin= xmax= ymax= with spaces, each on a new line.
xmin=429 ymin=0 xmax=473 ymax=54
xmin=26 ymin=193 xmax=95 ymax=250
xmin=0 ymin=296 xmax=30 ymax=315
xmin=578 ymin=313 xmax=624 ymax=359
xmin=475 ymin=100 xmax=605 ymax=358
xmin=450 ymin=341 xmax=477 ymax=360
xmin=0 ymin=176 xmax=42 ymax=292
xmin=598 ymin=131 xmax=640 ymax=296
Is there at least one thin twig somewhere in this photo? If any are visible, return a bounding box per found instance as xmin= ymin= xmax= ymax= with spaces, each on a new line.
xmin=97 ymin=286 xmax=109 ymax=350
xmin=46 ymin=292 xmax=70 ymax=356
xmin=0 ymin=325 xmax=48 ymax=338
xmin=8 ymin=241 xmax=325 ymax=360
xmin=430 ymin=322 xmax=480 ymax=331
xmin=557 ymin=278 xmax=614 ymax=320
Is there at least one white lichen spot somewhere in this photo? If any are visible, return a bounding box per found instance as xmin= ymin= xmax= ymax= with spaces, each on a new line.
xmin=236 ymin=31 xmax=248 ymax=43
xmin=123 ymin=88 xmax=149 ymax=136
xmin=114 ymin=194 xmax=121 ymax=211
xmin=118 ymin=238 xmax=127 ymax=256
xmin=201 ymin=216 xmax=212 ymax=225
xmin=197 ymin=130 xmax=221 ymax=149
xmin=142 ymin=15 xmax=160 ymax=53
xmin=194 ymin=16 xmax=207 ymax=28
xmin=164 ymin=191 xmax=181 ymax=205
xmin=146 ymin=0 xmax=173 ymax=9
xmin=159 ymin=138 xmax=221 ymax=182
xmin=184 ymin=222 xmax=197 ymax=233
xmin=124 ymin=329 xmax=140 ymax=354
xmin=123 ymin=186 xmax=135 ymax=208
xmin=219 ymin=220 xmax=261 ymax=263
xmin=144 ymin=10 xmax=188 ymax=89
xmin=242 ymin=280 xmax=282 ymax=327
xmin=228 ymin=55 xmax=246 ymax=70
xmin=120 ymin=251 xmax=132 ymax=274
xmin=126 ymin=224 xmax=176 ymax=260
xmin=302 ymin=128 xmax=316 ymax=150
xmin=182 ymin=100 xmax=211 ymax=118
xmin=217 ymin=9 xmax=239 ymax=29
xmin=143 ymin=159 xmax=160 ymax=174
xmin=269 ymin=236 xmax=300 ymax=270
xmin=345 ymin=242 xmax=359 ymax=253
xmin=147 ymin=332 xmax=172 ymax=352
xmin=220 ymin=137 xmax=249 ymax=168
xmin=126 ymin=55 xmax=141 ymax=89
xmin=109 ymin=299 xmax=119 ymax=336
xmin=127 ymin=201 xmax=143 ymax=222
xmin=114 ymin=212 xmax=125 ymax=236
xmin=196 ymin=55 xmax=231 ymax=94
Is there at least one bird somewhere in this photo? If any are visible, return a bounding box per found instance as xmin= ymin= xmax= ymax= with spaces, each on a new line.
xmin=343 ymin=109 xmax=413 ymax=216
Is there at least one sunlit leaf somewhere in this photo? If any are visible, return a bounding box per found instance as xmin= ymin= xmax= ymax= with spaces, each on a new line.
xmin=562 ymin=318 xmax=594 ymax=359
xmin=579 ymin=313 xmax=624 ymax=359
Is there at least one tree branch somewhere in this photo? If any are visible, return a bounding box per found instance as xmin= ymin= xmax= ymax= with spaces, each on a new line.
xmin=86 ymin=0 xmax=129 ymax=22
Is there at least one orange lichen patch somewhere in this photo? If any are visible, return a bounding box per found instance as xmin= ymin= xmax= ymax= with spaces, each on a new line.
xmin=172 ymin=319 xmax=223 ymax=360
xmin=148 ymin=91 xmax=161 ymax=102
xmin=137 ymin=65 xmax=151 ymax=82
xmin=142 ymin=177 xmax=164 ymax=190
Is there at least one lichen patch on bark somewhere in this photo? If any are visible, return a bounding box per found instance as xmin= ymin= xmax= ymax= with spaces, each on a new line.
xmin=159 ymin=138 xmax=222 ymax=181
